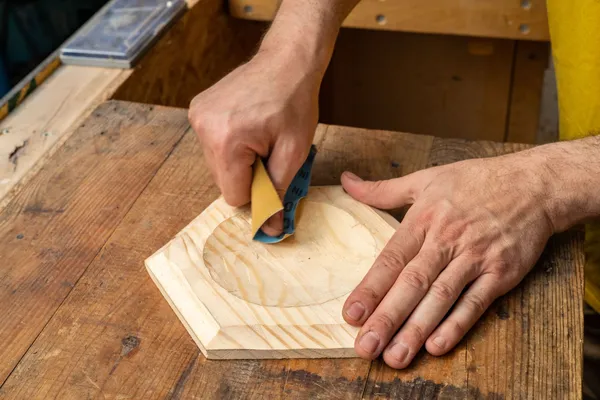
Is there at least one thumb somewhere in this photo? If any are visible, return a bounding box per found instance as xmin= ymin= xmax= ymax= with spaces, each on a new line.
xmin=261 ymin=140 xmax=309 ymax=236
xmin=341 ymin=170 xmax=431 ymax=209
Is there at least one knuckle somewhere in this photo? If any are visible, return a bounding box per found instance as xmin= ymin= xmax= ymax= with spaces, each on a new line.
xmin=369 ymin=180 xmax=389 ymax=194
xmin=448 ymin=319 xmax=467 ymax=338
xmin=414 ymin=206 xmax=436 ymax=226
xmin=434 ymin=224 xmax=465 ymax=245
xmin=429 ymin=281 xmax=457 ymax=302
xmin=405 ymin=323 xmax=426 ymax=344
xmin=376 ymin=249 xmax=409 ymax=274
xmin=208 ymin=135 xmax=227 ymax=156
xmin=491 ymin=259 xmax=511 ymax=275
xmin=373 ymin=312 xmax=396 ymax=332
xmin=355 ymin=285 xmax=381 ymax=303
xmin=400 ymin=268 xmax=430 ymax=292
xmin=188 ymin=110 xmax=204 ymax=134
xmin=360 ymin=180 xmax=392 ymax=203
xmin=464 ymin=293 xmax=488 ymax=315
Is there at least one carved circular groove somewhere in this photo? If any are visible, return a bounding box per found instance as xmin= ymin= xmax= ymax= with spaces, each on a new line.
xmin=203 ymin=201 xmax=377 ymax=307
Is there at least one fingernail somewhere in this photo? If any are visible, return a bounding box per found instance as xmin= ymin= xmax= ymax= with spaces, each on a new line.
xmin=359 ymin=331 xmax=380 ymax=354
xmin=432 ymin=336 xmax=446 ymax=349
xmin=388 ymin=342 xmax=409 ymax=363
xmin=343 ymin=171 xmax=362 ymax=181
xmin=345 ymin=302 xmax=365 ymax=321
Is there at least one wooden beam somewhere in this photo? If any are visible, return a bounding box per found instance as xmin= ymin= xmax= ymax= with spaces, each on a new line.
xmin=505 ymin=41 xmax=550 ymax=143
xmin=230 ymin=0 xmax=550 ymax=41
xmin=0 ymin=66 xmax=131 ymax=211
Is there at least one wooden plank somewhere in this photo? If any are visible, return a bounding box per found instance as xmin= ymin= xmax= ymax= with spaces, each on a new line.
xmin=321 ymin=30 xmax=515 ymax=142
xmin=230 ymin=0 xmax=550 ymax=41
xmin=463 ymin=233 xmax=584 ymax=399
xmin=505 ymin=41 xmax=550 ymax=143
xmin=0 ymin=66 xmax=131 ymax=211
xmin=145 ymin=186 xmax=397 ymax=359
xmin=113 ymin=0 xmax=265 ymax=108
xmin=0 ymin=101 xmax=189 ymax=386
xmin=0 ymin=52 xmax=61 ymax=123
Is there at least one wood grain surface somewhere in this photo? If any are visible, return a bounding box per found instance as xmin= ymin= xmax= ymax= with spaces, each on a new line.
xmin=146 ymin=186 xmax=397 ymax=359
xmin=505 ymin=41 xmax=550 ymax=143
xmin=229 ymin=0 xmax=550 ymax=41
xmin=0 ymin=101 xmax=583 ymax=399
xmin=0 ymin=66 xmax=130 ymax=211
xmin=0 ymin=102 xmax=190 ymax=387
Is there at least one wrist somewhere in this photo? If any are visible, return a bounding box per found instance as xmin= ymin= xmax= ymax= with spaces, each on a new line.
xmin=258 ymin=1 xmax=345 ymax=78
xmin=532 ymin=138 xmax=600 ymax=232
xmin=255 ymin=41 xmax=328 ymax=83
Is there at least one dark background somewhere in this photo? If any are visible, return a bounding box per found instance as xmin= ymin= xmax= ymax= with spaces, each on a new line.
xmin=0 ymin=0 xmax=108 ymax=97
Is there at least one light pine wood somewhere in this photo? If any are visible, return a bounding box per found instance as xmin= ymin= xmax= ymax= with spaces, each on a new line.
xmin=230 ymin=0 xmax=550 ymax=41
xmin=146 ymin=186 xmax=397 ymax=359
xmin=0 ymin=102 xmax=582 ymax=399
xmin=0 ymin=66 xmax=130 ymax=211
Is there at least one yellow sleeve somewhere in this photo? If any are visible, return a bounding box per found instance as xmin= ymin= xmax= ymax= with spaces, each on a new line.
xmin=547 ymin=0 xmax=600 ymax=140
xmin=547 ymin=0 xmax=600 ymax=312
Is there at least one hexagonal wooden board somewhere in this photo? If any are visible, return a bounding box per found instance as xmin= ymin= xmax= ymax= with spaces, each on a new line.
xmin=145 ymin=186 xmax=397 ymax=359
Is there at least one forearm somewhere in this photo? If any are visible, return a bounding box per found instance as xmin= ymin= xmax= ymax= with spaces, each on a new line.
xmin=534 ymin=135 xmax=600 ymax=232
xmin=259 ymin=0 xmax=359 ymax=78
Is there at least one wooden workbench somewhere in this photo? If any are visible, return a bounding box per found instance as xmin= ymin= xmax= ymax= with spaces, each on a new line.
xmin=0 ymin=101 xmax=582 ymax=399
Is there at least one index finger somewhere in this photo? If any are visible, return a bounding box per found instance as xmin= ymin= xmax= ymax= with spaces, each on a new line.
xmin=342 ymin=219 xmax=425 ymax=326
xmin=217 ymin=155 xmax=254 ymax=207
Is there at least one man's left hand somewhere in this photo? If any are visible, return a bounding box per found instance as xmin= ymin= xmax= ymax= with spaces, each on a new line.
xmin=340 ymin=154 xmax=555 ymax=368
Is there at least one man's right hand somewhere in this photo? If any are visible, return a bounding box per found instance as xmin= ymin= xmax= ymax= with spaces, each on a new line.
xmin=188 ymin=48 xmax=321 ymax=234
xmin=188 ymin=0 xmax=360 ymax=234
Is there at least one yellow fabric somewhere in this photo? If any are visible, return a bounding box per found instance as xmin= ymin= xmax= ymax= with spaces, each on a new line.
xmin=547 ymin=0 xmax=600 ymax=313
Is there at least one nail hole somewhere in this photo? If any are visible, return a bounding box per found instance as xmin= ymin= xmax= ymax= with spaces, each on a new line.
xmin=376 ymin=14 xmax=386 ymax=25
xmin=520 ymin=0 xmax=532 ymax=9
xmin=243 ymin=5 xmax=253 ymax=14
xmin=16 ymin=234 xmax=24 ymax=240
xmin=519 ymin=24 xmax=530 ymax=34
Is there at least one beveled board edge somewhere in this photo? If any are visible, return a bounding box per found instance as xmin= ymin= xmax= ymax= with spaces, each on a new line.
xmin=145 ymin=185 xmax=400 ymax=359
